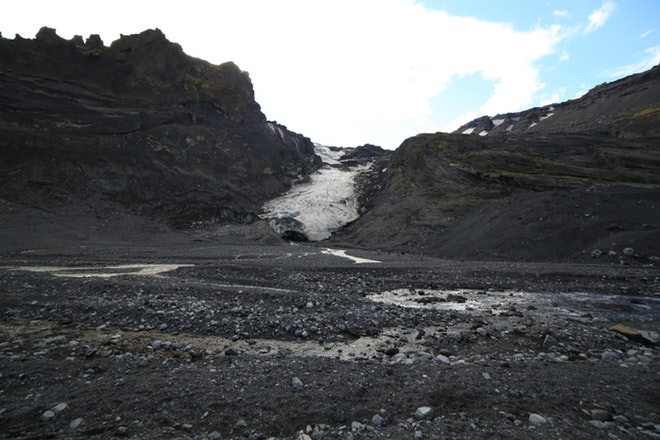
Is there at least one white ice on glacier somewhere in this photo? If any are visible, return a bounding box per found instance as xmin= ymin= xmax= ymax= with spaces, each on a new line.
xmin=260 ymin=145 xmax=372 ymax=241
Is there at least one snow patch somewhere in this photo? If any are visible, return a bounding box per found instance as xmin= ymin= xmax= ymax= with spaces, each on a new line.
xmin=478 ymin=130 xmax=489 ymax=136
xmin=321 ymin=248 xmax=381 ymax=264
xmin=492 ymin=118 xmax=505 ymax=127
xmin=539 ymin=112 xmax=555 ymax=121
xmin=462 ymin=127 xmax=475 ymax=135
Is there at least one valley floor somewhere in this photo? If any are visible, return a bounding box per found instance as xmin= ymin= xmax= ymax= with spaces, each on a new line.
xmin=0 ymin=241 xmax=658 ymax=439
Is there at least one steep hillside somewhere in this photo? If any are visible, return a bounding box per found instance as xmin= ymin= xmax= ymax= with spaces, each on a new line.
xmin=0 ymin=28 xmax=321 ymax=234
xmin=331 ymin=66 xmax=660 ymax=263
xmin=455 ymin=64 xmax=660 ymax=138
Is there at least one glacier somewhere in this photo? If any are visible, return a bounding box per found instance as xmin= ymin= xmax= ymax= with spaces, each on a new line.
xmin=260 ymin=144 xmax=372 ymax=241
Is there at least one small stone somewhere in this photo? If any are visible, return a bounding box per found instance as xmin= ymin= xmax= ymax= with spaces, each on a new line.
xmin=115 ymin=426 xmax=128 ymax=436
xmin=298 ymin=434 xmax=312 ymax=440
xmin=589 ymin=420 xmax=609 ymax=429
xmin=543 ymin=335 xmax=559 ymax=350
xmin=158 ymin=323 xmax=168 ymax=331
xmin=415 ymin=406 xmax=435 ymax=420
xmin=601 ymin=351 xmax=620 ymax=361
xmin=208 ymin=431 xmax=222 ymax=440
xmin=529 ymin=413 xmax=548 ymax=425
xmin=612 ymin=415 xmax=629 ymax=424
xmin=371 ymin=414 xmax=385 ymax=427
xmin=224 ymin=347 xmax=240 ymax=356
xmin=351 ymin=421 xmax=364 ymax=430
xmin=392 ymin=353 xmax=408 ymax=363
xmin=39 ymin=410 xmax=55 ymax=422
xmin=436 ymin=354 xmax=450 ymax=364
xmin=448 ymin=331 xmax=462 ymax=341
xmin=414 ymin=430 xmax=423 ymax=440
xmin=69 ymin=418 xmax=84 ymax=429
xmin=51 ymin=402 xmax=67 ymax=413
xmin=623 ymin=247 xmax=635 ymax=256
xmin=234 ymin=419 xmax=247 ymax=429
xmin=590 ymin=409 xmax=611 ymax=421
xmin=482 ymin=372 xmax=491 ymax=380
xmin=292 ymin=377 xmax=304 ymax=390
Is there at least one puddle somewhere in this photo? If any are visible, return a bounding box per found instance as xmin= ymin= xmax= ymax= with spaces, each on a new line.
xmin=8 ymin=264 xmax=193 ymax=278
xmin=321 ymin=248 xmax=381 ymax=264
xmin=368 ymin=288 xmax=660 ymax=323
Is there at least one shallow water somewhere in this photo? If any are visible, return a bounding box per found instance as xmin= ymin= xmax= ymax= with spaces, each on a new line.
xmin=368 ymin=288 xmax=660 ymax=323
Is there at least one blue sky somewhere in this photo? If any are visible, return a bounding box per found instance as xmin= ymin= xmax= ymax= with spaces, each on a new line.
xmin=2 ymin=0 xmax=659 ymax=149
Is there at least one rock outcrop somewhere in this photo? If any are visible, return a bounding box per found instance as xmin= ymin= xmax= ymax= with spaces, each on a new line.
xmin=0 ymin=27 xmax=321 ymax=229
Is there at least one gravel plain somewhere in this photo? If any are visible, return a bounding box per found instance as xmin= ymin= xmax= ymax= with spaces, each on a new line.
xmin=0 ymin=240 xmax=659 ymax=439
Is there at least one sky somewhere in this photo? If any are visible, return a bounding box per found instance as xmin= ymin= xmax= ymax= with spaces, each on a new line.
xmin=2 ymin=1 xmax=659 ymax=149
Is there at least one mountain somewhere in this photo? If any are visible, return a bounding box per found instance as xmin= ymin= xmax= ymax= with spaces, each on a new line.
xmin=2 ymin=28 xmax=659 ymax=263
xmin=0 ymin=27 xmax=321 ymax=238
xmin=330 ymin=65 xmax=660 ymax=263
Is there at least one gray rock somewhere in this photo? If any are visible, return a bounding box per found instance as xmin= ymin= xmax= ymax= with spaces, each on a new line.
xmin=392 ymin=353 xmax=408 ymax=363
xmin=529 ymin=413 xmax=548 ymax=425
xmin=436 ymin=354 xmax=450 ymax=364
xmin=448 ymin=331 xmax=462 ymax=341
xmin=292 ymin=377 xmax=304 ymax=390
xmin=371 ymin=414 xmax=385 ymax=427
xmin=351 ymin=421 xmax=364 ymax=430
xmin=601 ymin=351 xmax=620 ymax=361
xmin=39 ymin=410 xmax=55 ymax=422
xmin=589 ymin=420 xmax=609 ymax=429
xmin=612 ymin=415 xmax=629 ymax=424
xmin=69 ymin=418 xmax=84 ymax=429
xmin=415 ymin=430 xmax=424 ymax=440
xmin=51 ymin=402 xmax=67 ymax=413
xmin=543 ymin=335 xmax=559 ymax=350
xmin=415 ymin=406 xmax=435 ymax=420
xmin=623 ymin=247 xmax=635 ymax=256
xmin=590 ymin=409 xmax=611 ymax=421
xmin=208 ymin=431 xmax=222 ymax=440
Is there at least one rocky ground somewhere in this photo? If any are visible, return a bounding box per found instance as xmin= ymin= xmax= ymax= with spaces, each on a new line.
xmin=0 ymin=235 xmax=658 ymax=440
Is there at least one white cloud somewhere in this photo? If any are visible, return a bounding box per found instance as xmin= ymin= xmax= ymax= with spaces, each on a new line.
xmin=606 ymin=45 xmax=660 ymax=78
xmin=1 ymin=0 xmax=566 ymax=148
xmin=585 ymin=1 xmax=616 ymax=33
xmin=553 ymin=10 xmax=569 ymax=18
xmin=641 ymin=29 xmax=655 ymax=38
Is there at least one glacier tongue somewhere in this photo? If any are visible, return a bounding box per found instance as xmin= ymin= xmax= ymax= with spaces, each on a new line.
xmin=260 ymin=146 xmax=371 ymax=241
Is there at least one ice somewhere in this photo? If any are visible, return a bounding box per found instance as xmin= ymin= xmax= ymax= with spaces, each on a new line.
xmin=261 ymin=145 xmax=373 ymax=241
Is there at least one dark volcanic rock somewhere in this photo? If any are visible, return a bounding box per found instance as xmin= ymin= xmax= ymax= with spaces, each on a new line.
xmin=0 ymin=27 xmax=322 ymax=228
xmin=330 ymin=66 xmax=660 ymax=262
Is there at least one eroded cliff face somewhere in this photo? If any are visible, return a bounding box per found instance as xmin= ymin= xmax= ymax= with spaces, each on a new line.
xmin=0 ymin=27 xmax=321 ymax=227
